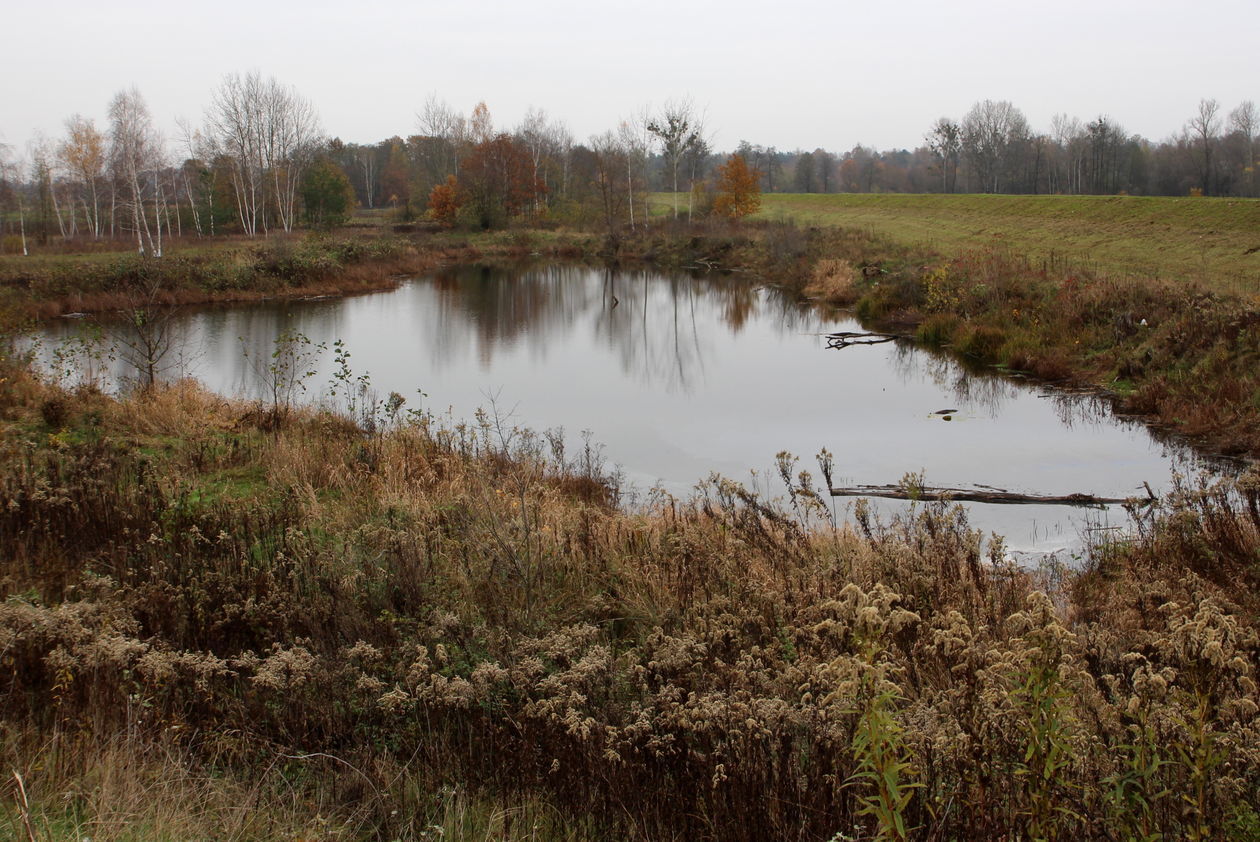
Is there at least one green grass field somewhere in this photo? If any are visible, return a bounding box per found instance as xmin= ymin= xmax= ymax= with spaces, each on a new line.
xmin=756 ymin=193 xmax=1260 ymax=292
xmin=653 ymin=192 xmax=1260 ymax=293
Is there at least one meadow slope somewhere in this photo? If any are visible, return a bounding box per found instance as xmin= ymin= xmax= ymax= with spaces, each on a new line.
xmin=753 ymin=193 xmax=1260 ymax=293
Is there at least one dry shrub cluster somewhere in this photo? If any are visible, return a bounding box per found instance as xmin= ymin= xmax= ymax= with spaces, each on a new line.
xmin=804 ymin=259 xmax=859 ymax=305
xmin=2 ymin=370 xmax=1259 ymax=840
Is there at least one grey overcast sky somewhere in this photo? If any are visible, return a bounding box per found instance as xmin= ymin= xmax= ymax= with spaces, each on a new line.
xmin=2 ymin=0 xmax=1256 ymax=154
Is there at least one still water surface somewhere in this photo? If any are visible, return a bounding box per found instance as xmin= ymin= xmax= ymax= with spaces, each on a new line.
xmin=34 ymin=263 xmax=1213 ymax=556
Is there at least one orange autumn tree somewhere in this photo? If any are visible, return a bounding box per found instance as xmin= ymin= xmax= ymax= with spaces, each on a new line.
xmin=427 ymin=175 xmax=463 ymax=227
xmin=712 ymin=153 xmax=762 ymax=219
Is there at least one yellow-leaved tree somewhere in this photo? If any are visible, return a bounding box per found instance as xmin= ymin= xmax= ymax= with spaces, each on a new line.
xmin=712 ymin=153 xmax=761 ymax=219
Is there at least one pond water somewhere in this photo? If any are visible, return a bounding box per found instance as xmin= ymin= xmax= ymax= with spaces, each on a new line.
xmin=30 ymin=263 xmax=1217 ymax=557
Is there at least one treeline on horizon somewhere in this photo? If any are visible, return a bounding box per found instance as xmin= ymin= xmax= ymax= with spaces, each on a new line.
xmin=1 ymin=74 xmax=1257 ymax=253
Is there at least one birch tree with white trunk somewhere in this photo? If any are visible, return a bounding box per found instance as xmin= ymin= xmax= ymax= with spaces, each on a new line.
xmin=517 ymin=107 xmax=571 ymax=213
xmin=176 ymin=118 xmax=212 ymax=236
xmin=108 ymin=87 xmax=164 ymax=256
xmin=617 ymin=109 xmax=652 ymax=230
xmin=207 ymin=72 xmax=321 ymax=235
xmin=647 ymin=98 xmax=704 ymax=219
xmin=0 ymin=143 xmax=30 ymax=255
xmin=262 ymin=79 xmax=321 ymax=231
xmin=29 ymin=136 xmax=69 ymax=241
xmin=59 ymin=115 xmax=106 ymax=238
xmin=208 ymin=72 xmax=266 ymax=235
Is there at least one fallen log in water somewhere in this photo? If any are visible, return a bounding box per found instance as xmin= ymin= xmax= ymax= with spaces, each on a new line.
xmin=825 ymin=331 xmax=902 ymax=349
xmin=829 ymin=484 xmax=1154 ymax=508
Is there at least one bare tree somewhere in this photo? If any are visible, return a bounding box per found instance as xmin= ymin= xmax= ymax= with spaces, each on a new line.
xmin=589 ymin=130 xmax=630 ymax=233
xmin=113 ymin=281 xmax=181 ymax=388
xmin=109 ymin=87 xmax=164 ymax=256
xmin=415 ymin=94 xmax=466 ymax=193
xmin=208 ymin=72 xmax=265 ymax=235
xmin=515 ymin=113 xmax=577 ymax=208
xmin=29 ymin=135 xmax=67 ymax=242
xmin=517 ymin=106 xmax=556 ymax=213
xmin=926 ymin=117 xmax=962 ymax=193
xmin=265 ymin=81 xmax=321 ymax=231
xmin=1084 ymin=116 xmax=1128 ymax=194
xmin=175 ymin=118 xmax=213 ymax=236
xmin=961 ymin=99 xmax=1028 ymax=193
xmin=550 ymin=121 xmax=574 ymax=201
xmin=617 ymin=109 xmax=652 ymax=230
xmin=207 ymin=72 xmax=321 ymax=234
xmin=1229 ymin=100 xmax=1257 ymax=196
xmin=418 ymin=95 xmax=464 ymax=145
xmin=647 ymin=98 xmax=704 ymax=219
xmin=0 ymin=143 xmax=29 ymax=255
xmin=1050 ymin=114 xmax=1085 ymax=194
xmin=737 ymin=141 xmax=777 ymax=192
xmin=1186 ymin=98 xmax=1221 ymax=195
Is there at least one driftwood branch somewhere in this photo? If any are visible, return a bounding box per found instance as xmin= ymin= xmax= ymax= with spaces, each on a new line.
xmin=829 ymin=484 xmax=1154 ymax=508
xmin=825 ymin=331 xmax=901 ymax=350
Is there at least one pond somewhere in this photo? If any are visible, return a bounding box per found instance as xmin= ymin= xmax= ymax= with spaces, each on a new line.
xmin=30 ymin=262 xmax=1217 ymax=558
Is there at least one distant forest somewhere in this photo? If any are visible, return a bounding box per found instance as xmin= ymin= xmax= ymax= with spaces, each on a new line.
xmin=330 ymin=96 xmax=1260 ymax=209
xmin=1 ymin=77 xmax=1256 ymax=250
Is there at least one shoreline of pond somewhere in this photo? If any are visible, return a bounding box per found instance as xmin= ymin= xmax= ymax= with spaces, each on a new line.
xmin=5 ymin=218 xmax=1260 ymax=465
xmin=24 ymin=262 xmax=1226 ymax=560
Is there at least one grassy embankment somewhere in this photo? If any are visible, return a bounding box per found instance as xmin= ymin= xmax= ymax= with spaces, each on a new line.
xmin=756 ymin=193 xmax=1260 ymax=294
xmin=2 ymin=203 xmax=1260 ymax=839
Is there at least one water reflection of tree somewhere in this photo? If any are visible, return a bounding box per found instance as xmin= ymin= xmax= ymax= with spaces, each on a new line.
xmin=755 ymin=285 xmax=828 ymax=334
xmin=890 ymin=344 xmax=1016 ymax=419
xmin=591 ymin=270 xmax=830 ymax=393
xmin=1043 ymin=391 xmax=1111 ymax=430
xmin=412 ymin=264 xmax=830 ymax=394
xmin=1044 ymin=389 xmax=1211 ymax=473
xmin=31 ymin=264 xmax=835 ymax=400
xmin=430 ymin=264 xmax=592 ymax=367
xmin=721 ymin=283 xmax=755 ymax=332
xmin=588 ymin=269 xmax=697 ymax=392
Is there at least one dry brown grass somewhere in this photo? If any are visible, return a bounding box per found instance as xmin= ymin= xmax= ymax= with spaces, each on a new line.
xmin=1 ymin=374 xmax=1258 ymax=840
xmin=803 ymin=258 xmax=859 ymax=304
